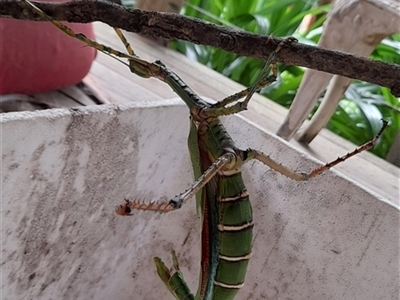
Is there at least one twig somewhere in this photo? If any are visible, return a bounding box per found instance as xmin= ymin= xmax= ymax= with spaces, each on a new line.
xmin=1 ymin=0 xmax=399 ymax=96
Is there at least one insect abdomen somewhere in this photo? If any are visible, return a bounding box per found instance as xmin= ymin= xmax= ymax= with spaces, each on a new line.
xmin=213 ymin=173 xmax=253 ymax=300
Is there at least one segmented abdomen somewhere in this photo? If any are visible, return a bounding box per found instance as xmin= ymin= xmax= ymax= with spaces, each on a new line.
xmin=213 ymin=173 xmax=253 ymax=300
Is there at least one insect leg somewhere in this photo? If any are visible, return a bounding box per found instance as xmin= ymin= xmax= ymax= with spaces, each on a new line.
xmin=20 ymin=0 xmax=161 ymax=80
xmin=213 ymin=74 xmax=277 ymax=109
xmin=169 ymin=152 xmax=234 ymax=209
xmin=211 ymin=37 xmax=297 ymax=112
xmin=245 ymin=149 xmax=308 ymax=181
xmin=113 ymin=28 xmax=135 ymax=56
xmin=116 ymin=152 xmax=234 ymax=215
xmin=306 ymin=119 xmax=388 ymax=178
xmin=244 ymin=119 xmax=388 ymax=181
xmin=154 ymin=250 xmax=195 ymax=300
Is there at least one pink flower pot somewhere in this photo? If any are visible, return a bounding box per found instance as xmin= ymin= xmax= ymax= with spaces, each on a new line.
xmin=0 ymin=0 xmax=96 ymax=95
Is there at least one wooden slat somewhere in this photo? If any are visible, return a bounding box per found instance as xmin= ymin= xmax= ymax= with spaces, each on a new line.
xmin=33 ymin=88 xmax=94 ymax=108
xmin=59 ymin=85 xmax=98 ymax=106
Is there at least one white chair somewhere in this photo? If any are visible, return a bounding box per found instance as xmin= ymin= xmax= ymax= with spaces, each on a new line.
xmin=276 ymin=0 xmax=400 ymax=143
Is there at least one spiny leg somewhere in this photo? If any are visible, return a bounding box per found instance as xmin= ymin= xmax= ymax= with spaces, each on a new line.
xmin=116 ymin=152 xmax=234 ymax=215
xmin=307 ymin=119 xmax=388 ymax=178
xmin=211 ymin=36 xmax=297 ymax=112
xmin=243 ymin=119 xmax=388 ymax=181
xmin=115 ymin=199 xmax=176 ymax=215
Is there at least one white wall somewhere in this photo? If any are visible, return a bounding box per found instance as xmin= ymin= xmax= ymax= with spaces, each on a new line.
xmin=2 ymin=100 xmax=399 ymax=300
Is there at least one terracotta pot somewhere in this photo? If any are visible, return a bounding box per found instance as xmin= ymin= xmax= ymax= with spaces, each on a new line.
xmin=0 ymin=0 xmax=96 ymax=95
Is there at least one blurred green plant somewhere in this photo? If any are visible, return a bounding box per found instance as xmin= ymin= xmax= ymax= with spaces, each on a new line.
xmin=169 ymin=0 xmax=399 ymax=159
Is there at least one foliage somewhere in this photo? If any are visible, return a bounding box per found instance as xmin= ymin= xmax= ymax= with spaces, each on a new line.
xmin=169 ymin=0 xmax=400 ymax=159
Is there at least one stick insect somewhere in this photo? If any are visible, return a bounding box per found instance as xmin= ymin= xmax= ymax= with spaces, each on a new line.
xmin=20 ymin=1 xmax=388 ymax=299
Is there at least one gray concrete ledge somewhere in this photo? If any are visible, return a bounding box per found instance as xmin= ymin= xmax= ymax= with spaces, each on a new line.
xmin=2 ymin=100 xmax=399 ymax=300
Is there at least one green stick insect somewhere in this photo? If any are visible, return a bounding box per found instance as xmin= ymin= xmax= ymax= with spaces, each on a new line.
xmin=20 ymin=1 xmax=388 ymax=299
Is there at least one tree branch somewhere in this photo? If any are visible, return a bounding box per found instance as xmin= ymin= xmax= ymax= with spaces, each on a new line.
xmin=1 ymin=0 xmax=399 ymax=96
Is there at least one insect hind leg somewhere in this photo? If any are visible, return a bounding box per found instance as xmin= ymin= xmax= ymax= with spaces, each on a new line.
xmin=243 ymin=119 xmax=388 ymax=181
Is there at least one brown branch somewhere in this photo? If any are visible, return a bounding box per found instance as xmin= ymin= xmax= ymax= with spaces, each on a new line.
xmin=1 ymin=0 xmax=399 ymax=96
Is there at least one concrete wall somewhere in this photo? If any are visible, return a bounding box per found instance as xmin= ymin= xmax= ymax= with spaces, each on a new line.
xmin=2 ymin=100 xmax=399 ymax=300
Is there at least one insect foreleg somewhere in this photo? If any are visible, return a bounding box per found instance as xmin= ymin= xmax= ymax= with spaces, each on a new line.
xmin=214 ymin=75 xmax=277 ymax=109
xmin=212 ymin=36 xmax=297 ymax=111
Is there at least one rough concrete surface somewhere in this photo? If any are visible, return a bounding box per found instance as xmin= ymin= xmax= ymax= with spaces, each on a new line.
xmin=1 ymin=99 xmax=399 ymax=300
